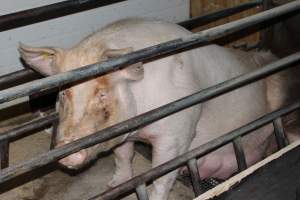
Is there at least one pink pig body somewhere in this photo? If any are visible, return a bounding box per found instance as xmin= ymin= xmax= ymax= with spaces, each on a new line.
xmin=19 ymin=19 xmax=277 ymax=200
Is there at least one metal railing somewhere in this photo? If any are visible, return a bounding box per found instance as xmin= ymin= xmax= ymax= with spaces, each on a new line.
xmin=0 ymin=0 xmax=299 ymax=199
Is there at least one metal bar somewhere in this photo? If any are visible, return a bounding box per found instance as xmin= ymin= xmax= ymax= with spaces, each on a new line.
xmin=0 ymin=111 xmax=58 ymax=143
xmin=179 ymin=0 xmax=262 ymax=29
xmin=0 ymin=0 xmax=263 ymax=89
xmin=89 ymin=101 xmax=300 ymax=200
xmin=0 ymin=69 xmax=41 ymax=90
xmin=273 ymin=117 xmax=288 ymax=149
xmin=136 ymin=184 xmax=149 ymax=200
xmin=0 ymin=1 xmax=299 ymax=105
xmin=233 ymin=137 xmax=247 ymax=171
xmin=187 ymin=158 xmax=203 ymax=196
xmin=0 ymin=51 xmax=299 ymax=186
xmin=0 ymin=140 xmax=9 ymax=169
xmin=259 ymin=0 xmax=274 ymax=49
xmin=0 ymin=0 xmax=127 ymax=32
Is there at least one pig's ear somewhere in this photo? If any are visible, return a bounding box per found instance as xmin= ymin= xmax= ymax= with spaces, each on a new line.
xmin=18 ymin=43 xmax=63 ymax=76
xmin=103 ymin=47 xmax=144 ymax=81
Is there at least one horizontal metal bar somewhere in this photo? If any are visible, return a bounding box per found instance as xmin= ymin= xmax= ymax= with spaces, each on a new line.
xmin=0 ymin=111 xmax=57 ymax=143
xmin=0 ymin=1 xmax=299 ymax=105
xmin=0 ymin=50 xmax=299 ymax=186
xmin=187 ymin=158 xmax=203 ymax=196
xmin=0 ymin=0 xmax=127 ymax=32
xmin=233 ymin=137 xmax=247 ymax=171
xmin=272 ymin=117 xmax=288 ymax=149
xmin=90 ymin=101 xmax=300 ymax=200
xmin=0 ymin=141 xmax=9 ymax=169
xmin=136 ymin=184 xmax=149 ymax=200
xmin=179 ymin=0 xmax=262 ymax=29
xmin=0 ymin=69 xmax=41 ymax=90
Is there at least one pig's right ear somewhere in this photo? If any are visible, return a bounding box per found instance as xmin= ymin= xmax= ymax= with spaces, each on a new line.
xmin=18 ymin=43 xmax=63 ymax=76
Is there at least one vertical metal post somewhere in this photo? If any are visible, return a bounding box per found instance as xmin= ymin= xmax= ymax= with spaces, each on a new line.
xmin=0 ymin=140 xmax=9 ymax=169
xmin=136 ymin=183 xmax=149 ymax=200
xmin=273 ymin=117 xmax=288 ymax=149
xmin=187 ymin=158 xmax=203 ymax=196
xmin=233 ymin=137 xmax=247 ymax=171
xmin=259 ymin=0 xmax=274 ymax=49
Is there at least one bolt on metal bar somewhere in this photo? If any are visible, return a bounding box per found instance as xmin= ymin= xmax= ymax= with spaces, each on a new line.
xmin=0 ymin=1 xmax=299 ymax=105
xmin=272 ymin=117 xmax=288 ymax=149
xmin=0 ymin=0 xmax=127 ymax=32
xmin=233 ymin=137 xmax=247 ymax=171
xmin=89 ymin=101 xmax=300 ymax=200
xmin=0 ymin=111 xmax=58 ymax=143
xmin=0 ymin=140 xmax=9 ymax=169
xmin=179 ymin=0 xmax=262 ymax=29
xmin=0 ymin=51 xmax=299 ymax=186
xmin=187 ymin=158 xmax=203 ymax=196
xmin=136 ymin=184 xmax=149 ymax=200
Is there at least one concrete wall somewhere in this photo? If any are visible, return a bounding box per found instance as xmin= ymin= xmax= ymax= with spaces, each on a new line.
xmin=0 ymin=0 xmax=189 ymax=108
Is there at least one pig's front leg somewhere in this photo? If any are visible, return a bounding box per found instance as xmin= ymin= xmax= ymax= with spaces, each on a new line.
xmin=149 ymin=138 xmax=184 ymax=200
xmin=108 ymin=141 xmax=135 ymax=187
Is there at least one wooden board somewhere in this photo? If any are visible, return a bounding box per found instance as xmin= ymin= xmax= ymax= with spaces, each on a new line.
xmin=195 ymin=140 xmax=300 ymax=200
xmin=190 ymin=0 xmax=261 ymax=45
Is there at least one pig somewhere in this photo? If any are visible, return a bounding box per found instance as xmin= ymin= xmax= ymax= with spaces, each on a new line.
xmin=19 ymin=18 xmax=276 ymax=200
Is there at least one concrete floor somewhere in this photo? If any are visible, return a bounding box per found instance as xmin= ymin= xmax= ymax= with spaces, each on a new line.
xmin=0 ymin=112 xmax=194 ymax=200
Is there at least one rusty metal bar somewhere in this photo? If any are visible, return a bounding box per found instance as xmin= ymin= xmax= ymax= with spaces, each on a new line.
xmin=0 ymin=111 xmax=57 ymax=143
xmin=136 ymin=183 xmax=149 ymax=200
xmin=233 ymin=137 xmax=247 ymax=171
xmin=0 ymin=1 xmax=299 ymax=105
xmin=0 ymin=140 xmax=9 ymax=169
xmin=179 ymin=0 xmax=262 ymax=29
xmin=0 ymin=0 xmax=127 ymax=32
xmin=187 ymin=158 xmax=203 ymax=196
xmin=273 ymin=117 xmax=288 ymax=149
xmin=0 ymin=50 xmax=299 ymax=186
xmin=89 ymin=101 xmax=300 ymax=200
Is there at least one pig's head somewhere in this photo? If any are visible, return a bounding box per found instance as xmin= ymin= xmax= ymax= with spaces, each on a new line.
xmin=19 ymin=43 xmax=143 ymax=169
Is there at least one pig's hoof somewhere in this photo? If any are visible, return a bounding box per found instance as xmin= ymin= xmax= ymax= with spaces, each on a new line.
xmin=108 ymin=175 xmax=131 ymax=188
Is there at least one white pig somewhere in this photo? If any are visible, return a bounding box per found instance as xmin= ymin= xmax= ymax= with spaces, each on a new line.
xmin=19 ymin=18 xmax=276 ymax=200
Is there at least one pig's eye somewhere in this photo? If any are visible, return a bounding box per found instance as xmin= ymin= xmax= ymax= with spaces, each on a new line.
xmin=98 ymin=91 xmax=108 ymax=101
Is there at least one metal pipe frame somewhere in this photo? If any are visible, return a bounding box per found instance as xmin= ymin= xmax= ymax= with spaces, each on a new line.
xmin=0 ymin=1 xmax=299 ymax=105
xmin=0 ymin=48 xmax=299 ymax=186
xmin=0 ymin=0 xmax=127 ymax=32
xmin=90 ymin=101 xmax=300 ymax=200
xmin=0 ymin=1 xmax=298 ymax=199
xmin=0 ymin=0 xmax=263 ymax=90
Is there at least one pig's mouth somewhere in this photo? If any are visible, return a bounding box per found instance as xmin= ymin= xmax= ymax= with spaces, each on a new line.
xmin=57 ymin=145 xmax=112 ymax=173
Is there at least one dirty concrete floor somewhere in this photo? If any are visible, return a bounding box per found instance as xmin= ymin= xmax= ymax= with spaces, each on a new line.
xmin=0 ymin=112 xmax=194 ymax=200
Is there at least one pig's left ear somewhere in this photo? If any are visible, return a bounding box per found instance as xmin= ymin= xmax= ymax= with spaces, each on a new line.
xmin=18 ymin=43 xmax=63 ymax=76
xmin=104 ymin=47 xmax=144 ymax=81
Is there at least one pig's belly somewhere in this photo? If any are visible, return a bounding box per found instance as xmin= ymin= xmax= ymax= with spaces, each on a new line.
xmin=190 ymin=84 xmax=272 ymax=179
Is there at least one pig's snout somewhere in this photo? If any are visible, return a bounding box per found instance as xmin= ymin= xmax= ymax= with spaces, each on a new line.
xmin=56 ymin=140 xmax=88 ymax=169
xmin=58 ymin=151 xmax=87 ymax=169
